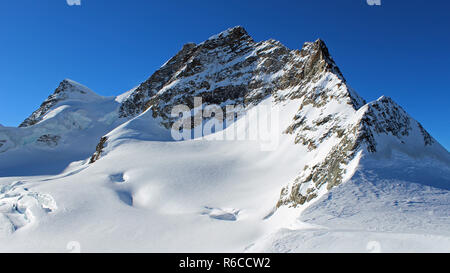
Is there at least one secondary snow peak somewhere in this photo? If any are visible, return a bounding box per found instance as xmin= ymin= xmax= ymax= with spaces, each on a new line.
xmin=19 ymin=79 xmax=100 ymax=128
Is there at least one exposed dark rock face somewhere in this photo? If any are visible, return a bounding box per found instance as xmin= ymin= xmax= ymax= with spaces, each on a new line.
xmin=418 ymin=122 xmax=434 ymax=146
xmin=278 ymin=96 xmax=437 ymax=208
xmin=36 ymin=134 xmax=61 ymax=147
xmin=89 ymin=136 xmax=108 ymax=164
xmin=365 ymin=97 xmax=410 ymax=136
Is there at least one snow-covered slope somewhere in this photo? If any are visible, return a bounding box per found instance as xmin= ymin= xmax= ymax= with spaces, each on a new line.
xmin=0 ymin=26 xmax=449 ymax=252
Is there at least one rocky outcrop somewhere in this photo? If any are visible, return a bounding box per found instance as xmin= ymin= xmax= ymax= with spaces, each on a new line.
xmin=89 ymin=136 xmax=108 ymax=164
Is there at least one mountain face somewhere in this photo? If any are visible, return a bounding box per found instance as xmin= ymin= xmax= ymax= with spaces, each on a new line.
xmin=0 ymin=26 xmax=449 ymax=252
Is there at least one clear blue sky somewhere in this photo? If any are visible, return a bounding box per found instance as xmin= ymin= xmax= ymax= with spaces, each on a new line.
xmin=0 ymin=0 xmax=448 ymax=149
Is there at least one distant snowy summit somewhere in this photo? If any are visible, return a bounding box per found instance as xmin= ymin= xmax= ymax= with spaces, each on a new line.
xmin=1 ymin=26 xmax=448 ymax=207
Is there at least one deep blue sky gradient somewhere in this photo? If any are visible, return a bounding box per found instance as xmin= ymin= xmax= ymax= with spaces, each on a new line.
xmin=0 ymin=0 xmax=448 ymax=149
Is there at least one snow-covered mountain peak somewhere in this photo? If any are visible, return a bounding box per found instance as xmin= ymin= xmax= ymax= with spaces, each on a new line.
xmin=0 ymin=79 xmax=130 ymax=174
xmin=358 ymin=95 xmax=448 ymax=160
xmin=206 ymin=25 xmax=249 ymax=40
xmin=278 ymin=92 xmax=449 ymax=208
xmin=45 ymin=79 xmax=99 ymax=100
xmin=19 ymin=79 xmax=102 ymax=127
xmin=59 ymin=78 xmax=93 ymax=93
xmin=203 ymin=25 xmax=254 ymax=47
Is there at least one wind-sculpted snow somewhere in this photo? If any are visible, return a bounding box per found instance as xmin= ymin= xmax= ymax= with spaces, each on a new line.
xmin=202 ymin=206 xmax=241 ymax=221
